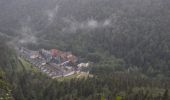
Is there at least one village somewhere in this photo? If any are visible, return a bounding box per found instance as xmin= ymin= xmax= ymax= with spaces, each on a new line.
xmin=17 ymin=47 xmax=90 ymax=79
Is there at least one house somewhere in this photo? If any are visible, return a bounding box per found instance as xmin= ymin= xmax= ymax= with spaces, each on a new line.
xmin=77 ymin=63 xmax=90 ymax=68
xmin=50 ymin=49 xmax=78 ymax=65
xmin=50 ymin=49 xmax=61 ymax=57
xmin=39 ymin=49 xmax=53 ymax=63
xmin=18 ymin=47 xmax=81 ymax=78
xmin=30 ymin=51 xmax=39 ymax=59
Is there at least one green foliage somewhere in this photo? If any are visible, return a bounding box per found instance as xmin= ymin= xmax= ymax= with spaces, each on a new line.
xmin=1 ymin=0 xmax=170 ymax=99
xmin=86 ymin=52 xmax=103 ymax=63
xmin=91 ymin=56 xmax=125 ymax=75
xmin=1 ymin=0 xmax=170 ymax=77
xmin=0 ymin=70 xmax=13 ymax=100
xmin=116 ymin=96 xmax=122 ymax=100
xmin=0 ymin=42 xmax=169 ymax=100
xmin=101 ymin=95 xmax=106 ymax=100
xmin=162 ymin=90 xmax=169 ymax=100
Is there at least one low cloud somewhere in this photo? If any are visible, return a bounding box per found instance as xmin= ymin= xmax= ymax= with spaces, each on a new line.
xmin=18 ymin=25 xmax=37 ymax=44
xmin=62 ymin=18 xmax=112 ymax=32
xmin=103 ymin=19 xmax=112 ymax=26
xmin=46 ymin=4 xmax=59 ymax=24
xmin=87 ymin=19 xmax=98 ymax=28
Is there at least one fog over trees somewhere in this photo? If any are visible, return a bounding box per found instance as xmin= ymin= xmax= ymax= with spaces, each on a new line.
xmin=0 ymin=0 xmax=170 ymax=100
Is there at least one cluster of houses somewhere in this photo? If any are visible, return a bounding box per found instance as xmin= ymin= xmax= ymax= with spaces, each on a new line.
xmin=17 ymin=47 xmax=89 ymax=78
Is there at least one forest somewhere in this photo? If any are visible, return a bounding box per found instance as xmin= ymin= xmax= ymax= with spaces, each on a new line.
xmin=0 ymin=0 xmax=170 ymax=100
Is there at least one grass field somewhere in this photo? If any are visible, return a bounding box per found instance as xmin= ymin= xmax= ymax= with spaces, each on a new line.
xmin=18 ymin=57 xmax=39 ymax=72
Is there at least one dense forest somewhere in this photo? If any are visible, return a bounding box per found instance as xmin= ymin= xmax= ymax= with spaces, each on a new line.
xmin=0 ymin=0 xmax=170 ymax=100
xmin=0 ymin=41 xmax=170 ymax=100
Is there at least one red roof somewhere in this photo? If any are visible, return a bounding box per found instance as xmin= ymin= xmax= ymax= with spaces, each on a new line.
xmin=50 ymin=49 xmax=77 ymax=63
xmin=50 ymin=49 xmax=61 ymax=57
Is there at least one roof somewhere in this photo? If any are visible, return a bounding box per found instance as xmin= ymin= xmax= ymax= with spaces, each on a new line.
xmin=50 ymin=49 xmax=77 ymax=63
xmin=50 ymin=49 xmax=61 ymax=57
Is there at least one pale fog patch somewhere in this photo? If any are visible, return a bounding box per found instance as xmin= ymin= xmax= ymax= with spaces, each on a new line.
xmin=62 ymin=18 xmax=112 ymax=32
xmin=87 ymin=19 xmax=112 ymax=28
xmin=6 ymin=16 xmax=38 ymax=46
xmin=18 ymin=25 xmax=37 ymax=44
xmin=87 ymin=19 xmax=98 ymax=28
xmin=62 ymin=17 xmax=80 ymax=32
xmin=19 ymin=36 xmax=37 ymax=44
xmin=46 ymin=4 xmax=59 ymax=23
xmin=103 ymin=19 xmax=112 ymax=26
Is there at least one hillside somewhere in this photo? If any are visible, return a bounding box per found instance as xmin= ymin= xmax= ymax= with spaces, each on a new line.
xmin=0 ymin=0 xmax=170 ymax=77
xmin=0 ymin=0 xmax=170 ymax=100
xmin=1 ymin=34 xmax=170 ymax=100
xmin=0 ymin=44 xmax=170 ymax=100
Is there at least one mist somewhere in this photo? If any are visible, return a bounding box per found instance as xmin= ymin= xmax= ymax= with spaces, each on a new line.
xmin=1 ymin=0 xmax=170 ymax=100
